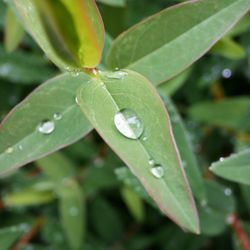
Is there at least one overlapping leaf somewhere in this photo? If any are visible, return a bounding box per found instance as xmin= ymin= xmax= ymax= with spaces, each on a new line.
xmin=106 ymin=0 xmax=250 ymax=85
xmin=76 ymin=69 xmax=199 ymax=233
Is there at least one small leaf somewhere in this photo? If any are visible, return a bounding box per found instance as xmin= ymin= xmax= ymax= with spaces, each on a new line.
xmin=4 ymin=7 xmax=24 ymax=52
xmin=3 ymin=189 xmax=54 ymax=207
xmin=106 ymin=0 xmax=250 ymax=85
xmin=0 ymin=73 xmax=92 ymax=176
xmin=77 ymin=70 xmax=199 ymax=233
xmin=210 ymin=149 xmax=250 ymax=185
xmin=121 ymin=186 xmax=145 ymax=222
xmin=158 ymin=67 xmax=192 ymax=96
xmin=211 ymin=37 xmax=246 ymax=60
xmin=36 ymin=152 xmax=76 ymax=183
xmin=189 ymin=97 xmax=250 ymax=131
xmin=11 ymin=0 xmax=105 ymax=70
xmin=58 ymin=179 xmax=84 ymax=250
xmin=160 ymin=93 xmax=206 ymax=204
xmin=97 ymin=0 xmax=126 ymax=7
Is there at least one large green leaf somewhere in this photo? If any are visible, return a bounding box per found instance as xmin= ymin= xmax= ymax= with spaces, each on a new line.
xmin=11 ymin=0 xmax=104 ymax=70
xmin=210 ymin=149 xmax=250 ymax=185
xmin=160 ymin=93 xmax=206 ymax=204
xmin=76 ymin=69 xmax=199 ymax=233
xmin=189 ymin=97 xmax=250 ymax=131
xmin=106 ymin=0 xmax=250 ymax=85
xmin=0 ymin=73 xmax=92 ymax=175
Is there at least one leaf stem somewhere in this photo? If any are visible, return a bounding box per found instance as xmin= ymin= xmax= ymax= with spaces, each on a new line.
xmin=227 ymin=213 xmax=250 ymax=250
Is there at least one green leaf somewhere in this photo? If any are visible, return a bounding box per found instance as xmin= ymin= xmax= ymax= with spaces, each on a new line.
xmin=158 ymin=67 xmax=192 ymax=96
xmin=97 ymin=0 xmax=126 ymax=7
xmin=4 ymin=7 xmax=24 ymax=52
xmin=0 ymin=73 xmax=92 ymax=176
xmin=0 ymin=224 xmax=27 ymax=250
xmin=106 ymin=0 xmax=250 ymax=85
xmin=58 ymin=179 xmax=84 ymax=250
xmin=36 ymin=152 xmax=76 ymax=183
xmin=11 ymin=0 xmax=104 ymax=70
xmin=199 ymin=180 xmax=235 ymax=236
xmin=211 ymin=37 xmax=246 ymax=60
xmin=121 ymin=186 xmax=145 ymax=222
xmin=210 ymin=149 xmax=250 ymax=185
xmin=189 ymin=97 xmax=250 ymax=131
xmin=76 ymin=70 xmax=199 ymax=233
xmin=0 ymin=46 xmax=55 ymax=84
xmin=227 ymin=13 xmax=250 ymax=37
xmin=160 ymin=94 xmax=206 ymax=204
xmin=3 ymin=189 xmax=54 ymax=207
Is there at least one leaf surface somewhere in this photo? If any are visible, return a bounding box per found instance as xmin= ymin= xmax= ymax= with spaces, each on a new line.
xmin=106 ymin=0 xmax=250 ymax=85
xmin=0 ymin=73 xmax=92 ymax=175
xmin=77 ymin=69 xmax=199 ymax=233
xmin=210 ymin=149 xmax=250 ymax=185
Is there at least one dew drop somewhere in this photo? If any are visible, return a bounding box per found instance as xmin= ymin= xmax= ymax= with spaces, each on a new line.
xmin=37 ymin=120 xmax=55 ymax=135
xmin=75 ymin=96 xmax=79 ymax=104
xmin=148 ymin=159 xmax=155 ymax=166
xmin=150 ymin=165 xmax=164 ymax=179
xmin=222 ymin=68 xmax=232 ymax=79
xmin=69 ymin=207 xmax=78 ymax=216
xmin=219 ymin=157 xmax=224 ymax=162
xmin=5 ymin=147 xmax=13 ymax=154
xmin=18 ymin=145 xmax=23 ymax=151
xmin=224 ymin=188 xmax=232 ymax=196
xmin=71 ymin=71 xmax=80 ymax=77
xmin=114 ymin=109 xmax=143 ymax=139
xmin=106 ymin=71 xmax=128 ymax=79
xmin=142 ymin=136 xmax=147 ymax=141
xmin=53 ymin=112 xmax=62 ymax=120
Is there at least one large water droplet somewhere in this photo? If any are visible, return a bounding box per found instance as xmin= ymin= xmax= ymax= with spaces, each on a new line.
xmin=114 ymin=109 xmax=143 ymax=139
xmin=37 ymin=120 xmax=55 ymax=135
xmin=53 ymin=112 xmax=62 ymax=120
xmin=106 ymin=71 xmax=128 ymax=79
xmin=150 ymin=165 xmax=164 ymax=179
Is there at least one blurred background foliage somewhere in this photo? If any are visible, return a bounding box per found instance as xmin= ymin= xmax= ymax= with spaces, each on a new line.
xmin=0 ymin=0 xmax=250 ymax=249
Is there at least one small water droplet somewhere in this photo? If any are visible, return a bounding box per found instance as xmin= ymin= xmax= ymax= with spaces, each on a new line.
xmin=142 ymin=136 xmax=147 ymax=141
xmin=114 ymin=109 xmax=144 ymax=139
xmin=148 ymin=159 xmax=155 ymax=166
xmin=5 ymin=147 xmax=13 ymax=154
xmin=224 ymin=188 xmax=232 ymax=196
xmin=115 ymin=67 xmax=119 ymax=71
xmin=71 ymin=71 xmax=80 ymax=77
xmin=222 ymin=68 xmax=232 ymax=79
xmin=53 ymin=112 xmax=62 ymax=120
xmin=150 ymin=165 xmax=164 ymax=179
xmin=219 ymin=157 xmax=225 ymax=162
xmin=69 ymin=207 xmax=78 ymax=216
xmin=37 ymin=120 xmax=55 ymax=135
xmin=18 ymin=145 xmax=23 ymax=151
xmin=106 ymin=71 xmax=128 ymax=79
xmin=75 ymin=96 xmax=79 ymax=104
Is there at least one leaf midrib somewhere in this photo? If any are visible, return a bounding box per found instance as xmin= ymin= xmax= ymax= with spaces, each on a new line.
xmin=94 ymin=77 xmax=197 ymax=231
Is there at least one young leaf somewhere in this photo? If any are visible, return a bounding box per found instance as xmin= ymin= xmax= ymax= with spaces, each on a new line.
xmin=210 ymin=149 xmax=250 ymax=185
xmin=58 ymin=180 xmax=84 ymax=250
xmin=76 ymin=70 xmax=199 ymax=233
xmin=160 ymin=93 xmax=206 ymax=204
xmin=4 ymin=7 xmax=24 ymax=52
xmin=11 ymin=0 xmax=104 ymax=70
xmin=0 ymin=73 xmax=92 ymax=176
xmin=211 ymin=37 xmax=246 ymax=60
xmin=106 ymin=0 xmax=250 ymax=85
xmin=189 ymin=97 xmax=250 ymax=131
